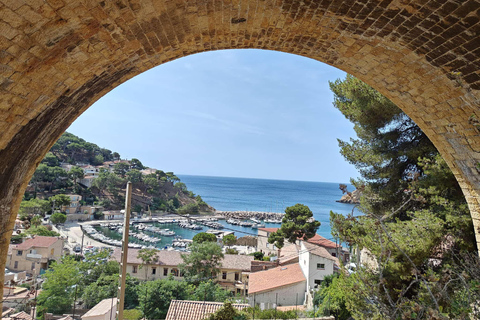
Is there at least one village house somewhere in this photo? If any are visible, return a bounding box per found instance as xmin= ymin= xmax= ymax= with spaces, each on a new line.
xmin=248 ymin=239 xmax=340 ymax=309
xmin=61 ymin=194 xmax=82 ymax=214
xmin=248 ymin=263 xmax=307 ymax=309
xmin=111 ymin=248 xmax=253 ymax=296
xmin=6 ymin=236 xmax=64 ymax=275
xmin=257 ymin=228 xmax=350 ymax=264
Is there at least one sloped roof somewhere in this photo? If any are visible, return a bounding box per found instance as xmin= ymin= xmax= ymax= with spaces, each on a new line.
xmin=82 ymin=298 xmax=117 ymax=318
xmin=302 ymin=234 xmax=339 ymax=249
xmin=14 ymin=236 xmax=61 ymax=250
xmin=165 ymin=300 xmax=249 ymax=320
xmin=257 ymin=228 xmax=339 ymax=249
xmin=9 ymin=311 xmax=32 ymax=320
xmin=112 ymin=248 xmax=253 ymax=272
xmin=302 ymin=241 xmax=339 ymax=264
xmin=278 ymin=243 xmax=300 ymax=265
xmin=249 ymin=263 xmax=306 ymax=294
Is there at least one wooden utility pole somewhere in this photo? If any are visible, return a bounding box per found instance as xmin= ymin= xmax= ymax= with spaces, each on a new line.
xmin=117 ymin=182 xmax=132 ymax=320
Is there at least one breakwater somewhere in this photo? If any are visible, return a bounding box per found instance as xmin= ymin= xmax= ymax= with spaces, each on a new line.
xmin=217 ymin=210 xmax=284 ymax=221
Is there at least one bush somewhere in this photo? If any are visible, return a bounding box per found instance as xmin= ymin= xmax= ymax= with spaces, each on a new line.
xmin=123 ymin=309 xmax=142 ymax=320
xmin=226 ymin=248 xmax=238 ymax=255
xmin=246 ymin=307 xmax=300 ymax=319
xmin=250 ymin=252 xmax=264 ymax=261
xmin=177 ymin=203 xmax=199 ymax=215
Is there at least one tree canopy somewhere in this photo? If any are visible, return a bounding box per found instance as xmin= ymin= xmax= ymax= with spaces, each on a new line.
xmin=268 ymin=203 xmax=320 ymax=249
xmin=192 ymin=232 xmax=217 ymax=244
xmin=179 ymin=242 xmax=224 ymax=285
xmin=327 ymin=75 xmax=478 ymax=319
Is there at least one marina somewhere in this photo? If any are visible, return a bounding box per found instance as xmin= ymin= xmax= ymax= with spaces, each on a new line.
xmin=80 ymin=214 xmax=282 ymax=250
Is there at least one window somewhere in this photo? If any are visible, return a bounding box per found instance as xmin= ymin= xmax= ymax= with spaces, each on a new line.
xmin=171 ymin=268 xmax=179 ymax=277
xmin=331 ymin=252 xmax=336 ymax=257
xmin=152 ymin=268 xmax=156 ymax=275
xmin=222 ymin=272 xmax=227 ymax=280
xmin=164 ymin=268 xmax=168 ymax=276
xmin=16 ymin=250 xmax=22 ymax=256
xmin=317 ymin=263 xmax=325 ymax=270
xmin=14 ymin=261 xmax=18 ymax=269
xmin=234 ymin=272 xmax=240 ymax=281
xmin=132 ymin=265 xmax=138 ymax=273
xmin=31 ymin=262 xmax=35 ymax=270
xmin=51 ymin=248 xmax=54 ymax=256
xmin=314 ymin=279 xmax=322 ymax=287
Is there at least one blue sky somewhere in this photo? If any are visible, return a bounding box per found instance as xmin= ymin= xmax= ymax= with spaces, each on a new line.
xmin=68 ymin=49 xmax=359 ymax=183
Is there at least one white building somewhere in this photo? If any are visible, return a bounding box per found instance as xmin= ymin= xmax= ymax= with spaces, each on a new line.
xmin=299 ymin=241 xmax=339 ymax=291
xmin=248 ymin=263 xmax=307 ymax=308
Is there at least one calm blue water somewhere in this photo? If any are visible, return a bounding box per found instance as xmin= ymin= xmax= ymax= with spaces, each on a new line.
xmin=178 ymin=175 xmax=359 ymax=241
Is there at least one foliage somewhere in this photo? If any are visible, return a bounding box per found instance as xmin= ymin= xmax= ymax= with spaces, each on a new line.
xmin=206 ymin=301 xmax=247 ymax=320
xmin=222 ymin=234 xmax=237 ymax=247
xmin=37 ymin=256 xmax=81 ymax=316
xmin=81 ymin=274 xmax=118 ymax=308
xmin=30 ymin=215 xmax=42 ymax=227
xmin=137 ymin=248 xmax=158 ymax=280
xmin=268 ymin=203 xmax=320 ymax=249
xmin=50 ymin=212 xmax=67 ymax=224
xmin=123 ymin=309 xmax=142 ymax=320
xmin=126 ymin=169 xmax=143 ymax=184
xmin=192 ymin=232 xmax=218 ymax=244
xmin=179 ymin=242 xmax=224 ymax=285
xmin=313 ymin=274 xmax=351 ymax=320
xmin=19 ymin=198 xmax=51 ymax=216
xmin=245 ymin=307 xmax=299 ymax=320
xmin=137 ymin=277 xmax=194 ymax=320
xmin=25 ymin=226 xmax=59 ymax=237
xmin=328 ymin=75 xmax=477 ymax=319
xmin=177 ymin=202 xmax=200 ymax=215
xmin=49 ymin=194 xmax=71 ymax=208
xmin=251 ymin=252 xmax=264 ymax=261
xmin=92 ymin=168 xmax=125 ymax=196
xmin=191 ymin=280 xmax=232 ymax=302
xmin=225 ymin=248 xmax=238 ymax=255
xmin=69 ymin=166 xmax=84 ymax=184
xmin=130 ymin=158 xmax=145 ymax=170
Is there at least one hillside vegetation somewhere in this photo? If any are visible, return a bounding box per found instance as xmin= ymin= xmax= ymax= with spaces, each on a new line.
xmin=24 ymin=132 xmax=213 ymax=215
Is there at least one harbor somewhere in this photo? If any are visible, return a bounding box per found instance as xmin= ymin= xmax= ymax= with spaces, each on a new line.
xmin=79 ymin=213 xmax=283 ymax=251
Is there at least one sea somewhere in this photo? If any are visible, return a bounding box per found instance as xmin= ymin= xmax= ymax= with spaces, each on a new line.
xmin=178 ymin=175 xmax=359 ymax=241
xmin=94 ymin=175 xmax=359 ymax=248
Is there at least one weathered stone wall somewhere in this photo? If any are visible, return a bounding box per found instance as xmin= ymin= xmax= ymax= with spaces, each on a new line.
xmin=0 ymin=0 xmax=479 ymax=309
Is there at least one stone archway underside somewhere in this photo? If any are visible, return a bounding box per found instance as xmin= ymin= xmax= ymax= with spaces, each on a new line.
xmin=1 ymin=0 xmax=480 ymax=304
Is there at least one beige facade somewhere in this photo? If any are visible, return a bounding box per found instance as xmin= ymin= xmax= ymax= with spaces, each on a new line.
xmin=112 ymin=248 xmax=252 ymax=295
xmin=6 ymin=237 xmax=64 ymax=275
xmin=62 ymin=195 xmax=82 ymax=214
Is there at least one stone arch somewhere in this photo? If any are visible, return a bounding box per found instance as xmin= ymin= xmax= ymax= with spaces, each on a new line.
xmin=1 ymin=0 xmax=480 ymax=304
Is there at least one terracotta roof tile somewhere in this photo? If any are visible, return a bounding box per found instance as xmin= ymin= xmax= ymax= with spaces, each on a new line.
xmin=249 ymin=263 xmax=306 ymax=294
xmin=9 ymin=311 xmax=32 ymax=320
xmin=165 ymin=300 xmax=249 ymax=320
xmin=258 ymin=228 xmax=339 ymax=249
xmin=303 ymin=234 xmax=339 ymax=249
xmin=112 ymin=248 xmax=253 ymax=272
xmin=14 ymin=236 xmax=61 ymax=250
